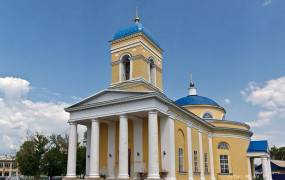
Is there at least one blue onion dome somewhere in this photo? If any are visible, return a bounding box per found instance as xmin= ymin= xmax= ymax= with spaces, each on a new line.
xmin=175 ymin=95 xmax=221 ymax=107
xmin=112 ymin=18 xmax=161 ymax=49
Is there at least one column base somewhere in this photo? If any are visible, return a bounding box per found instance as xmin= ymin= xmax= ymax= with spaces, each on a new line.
xmin=117 ymin=174 xmax=130 ymax=180
xmin=85 ymin=174 xmax=101 ymax=180
xmin=165 ymin=178 xmax=176 ymax=180
xmin=63 ymin=177 xmax=80 ymax=180
xmin=106 ymin=176 xmax=115 ymax=180
xmin=147 ymin=175 xmax=161 ymax=180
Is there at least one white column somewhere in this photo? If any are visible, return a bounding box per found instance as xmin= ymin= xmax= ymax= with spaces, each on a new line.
xmin=247 ymin=157 xmax=252 ymax=180
xmin=133 ymin=118 xmax=144 ymax=174
xmin=198 ymin=130 xmax=205 ymax=180
xmin=86 ymin=125 xmax=91 ymax=177
xmin=147 ymin=111 xmax=160 ymax=179
xmin=89 ymin=119 xmax=100 ymax=178
xmin=118 ymin=114 xmax=129 ymax=179
xmin=262 ymin=157 xmax=269 ymax=180
xmin=187 ymin=127 xmax=194 ymax=180
xmin=208 ymin=134 xmax=215 ymax=180
xmin=66 ymin=122 xmax=78 ymax=178
xmin=168 ymin=117 xmax=176 ymax=180
xmin=267 ymin=157 xmax=272 ymax=180
xmin=160 ymin=116 xmax=176 ymax=180
xmin=107 ymin=122 xmax=116 ymax=179
xmin=250 ymin=158 xmax=255 ymax=179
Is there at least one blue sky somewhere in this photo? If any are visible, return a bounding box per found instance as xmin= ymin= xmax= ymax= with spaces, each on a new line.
xmin=0 ymin=0 xmax=284 ymax=153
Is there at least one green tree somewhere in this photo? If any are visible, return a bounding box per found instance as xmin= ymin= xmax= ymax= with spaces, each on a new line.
xmin=16 ymin=133 xmax=48 ymax=176
xmin=41 ymin=134 xmax=68 ymax=178
xmin=270 ymin=146 xmax=285 ymax=160
xmin=16 ymin=132 xmax=87 ymax=178
xmin=76 ymin=145 xmax=86 ymax=177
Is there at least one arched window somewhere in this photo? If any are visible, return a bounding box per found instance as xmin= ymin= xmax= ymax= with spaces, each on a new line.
xmin=121 ymin=55 xmax=131 ymax=81
xmin=202 ymin=112 xmax=213 ymax=119
xmin=218 ymin=142 xmax=230 ymax=150
xmin=149 ymin=58 xmax=156 ymax=85
xmin=177 ymin=129 xmax=185 ymax=172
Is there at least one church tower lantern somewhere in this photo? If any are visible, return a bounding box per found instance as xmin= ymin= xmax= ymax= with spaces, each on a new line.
xmin=110 ymin=12 xmax=163 ymax=91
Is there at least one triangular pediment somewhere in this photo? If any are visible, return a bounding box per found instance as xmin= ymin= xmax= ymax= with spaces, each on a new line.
xmin=66 ymin=89 xmax=152 ymax=110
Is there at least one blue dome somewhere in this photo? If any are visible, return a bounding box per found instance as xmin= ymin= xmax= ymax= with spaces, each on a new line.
xmin=175 ymin=95 xmax=220 ymax=107
xmin=112 ymin=23 xmax=161 ymax=49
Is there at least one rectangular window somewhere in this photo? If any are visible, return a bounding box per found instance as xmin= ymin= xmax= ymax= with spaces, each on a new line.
xmin=194 ymin=150 xmax=199 ymax=172
xmin=204 ymin=153 xmax=209 ymax=173
xmin=0 ymin=162 xmax=3 ymax=168
xmin=178 ymin=148 xmax=184 ymax=172
xmin=220 ymin=155 xmax=229 ymax=174
xmin=4 ymin=163 xmax=10 ymax=168
xmin=12 ymin=163 xmax=17 ymax=169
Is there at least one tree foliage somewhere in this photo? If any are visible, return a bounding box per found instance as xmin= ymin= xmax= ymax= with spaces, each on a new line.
xmin=16 ymin=132 xmax=86 ymax=178
xmin=270 ymin=146 xmax=285 ymax=160
xmin=16 ymin=133 xmax=48 ymax=176
xmin=41 ymin=134 xmax=69 ymax=177
xmin=76 ymin=145 xmax=86 ymax=177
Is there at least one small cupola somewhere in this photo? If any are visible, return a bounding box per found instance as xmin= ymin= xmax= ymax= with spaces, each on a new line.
xmin=188 ymin=77 xmax=197 ymax=96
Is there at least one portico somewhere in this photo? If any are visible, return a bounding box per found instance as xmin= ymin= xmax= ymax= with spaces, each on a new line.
xmin=64 ymin=90 xmax=177 ymax=180
xmin=247 ymin=140 xmax=272 ymax=180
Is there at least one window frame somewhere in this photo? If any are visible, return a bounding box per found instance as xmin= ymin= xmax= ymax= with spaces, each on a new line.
xmin=220 ymin=155 xmax=229 ymax=174
xmin=4 ymin=163 xmax=10 ymax=168
xmin=202 ymin=112 xmax=214 ymax=119
xmin=218 ymin=142 xmax=230 ymax=150
xmin=120 ymin=54 xmax=132 ymax=81
xmin=178 ymin=147 xmax=184 ymax=173
xmin=148 ymin=57 xmax=156 ymax=85
xmin=193 ymin=150 xmax=199 ymax=173
xmin=204 ymin=153 xmax=209 ymax=173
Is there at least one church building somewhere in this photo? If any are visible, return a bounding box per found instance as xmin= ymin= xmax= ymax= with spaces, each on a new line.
xmin=63 ymin=14 xmax=272 ymax=180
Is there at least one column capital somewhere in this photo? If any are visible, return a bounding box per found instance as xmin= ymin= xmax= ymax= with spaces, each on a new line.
xmin=91 ymin=118 xmax=99 ymax=122
xmin=208 ymin=133 xmax=213 ymax=138
xmin=68 ymin=121 xmax=77 ymax=125
xmin=119 ymin=114 xmax=128 ymax=118
xmin=149 ymin=110 xmax=158 ymax=114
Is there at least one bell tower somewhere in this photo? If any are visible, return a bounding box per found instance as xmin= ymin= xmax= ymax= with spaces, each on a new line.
xmin=110 ymin=13 xmax=163 ymax=91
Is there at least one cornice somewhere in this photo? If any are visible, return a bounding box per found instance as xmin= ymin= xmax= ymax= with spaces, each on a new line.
xmin=110 ymin=32 xmax=163 ymax=53
xmin=208 ymin=119 xmax=250 ymax=130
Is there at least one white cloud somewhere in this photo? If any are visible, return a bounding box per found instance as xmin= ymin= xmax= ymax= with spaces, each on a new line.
xmin=224 ymin=98 xmax=231 ymax=105
xmin=262 ymin=0 xmax=272 ymax=7
xmin=242 ymin=76 xmax=285 ymax=146
xmin=241 ymin=77 xmax=285 ymax=126
xmin=0 ymin=77 xmax=30 ymax=100
xmin=0 ymin=77 xmax=81 ymax=154
xmin=241 ymin=76 xmax=285 ymax=127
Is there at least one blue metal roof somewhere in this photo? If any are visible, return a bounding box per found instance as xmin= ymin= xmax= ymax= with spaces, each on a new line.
xmin=112 ymin=23 xmax=161 ymax=49
xmin=247 ymin=140 xmax=269 ymax=153
xmin=175 ymin=95 xmax=220 ymax=107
